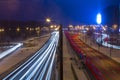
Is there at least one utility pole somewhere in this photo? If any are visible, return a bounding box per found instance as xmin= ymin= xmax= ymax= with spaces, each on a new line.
xmin=59 ymin=24 xmax=63 ymax=80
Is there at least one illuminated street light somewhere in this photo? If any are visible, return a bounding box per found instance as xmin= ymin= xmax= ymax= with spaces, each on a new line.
xmin=112 ymin=24 xmax=118 ymax=30
xmin=0 ymin=28 xmax=5 ymax=32
xmin=1 ymin=29 xmax=4 ymax=32
xmin=50 ymin=25 xmax=54 ymax=28
xmin=0 ymin=29 xmax=2 ymax=32
xmin=46 ymin=18 xmax=51 ymax=23
xmin=54 ymin=25 xmax=57 ymax=28
xmin=26 ymin=27 xmax=29 ymax=30
xmin=46 ymin=18 xmax=53 ymax=33
xmin=16 ymin=27 xmax=20 ymax=32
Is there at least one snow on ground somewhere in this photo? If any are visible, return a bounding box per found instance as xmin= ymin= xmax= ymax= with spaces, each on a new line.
xmin=96 ymin=33 xmax=120 ymax=49
xmin=0 ymin=34 xmax=50 ymax=75
xmin=0 ymin=43 xmax=23 ymax=59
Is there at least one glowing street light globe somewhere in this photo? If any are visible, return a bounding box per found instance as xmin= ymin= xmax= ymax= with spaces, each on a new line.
xmin=46 ymin=18 xmax=51 ymax=23
xmin=96 ymin=13 xmax=102 ymax=24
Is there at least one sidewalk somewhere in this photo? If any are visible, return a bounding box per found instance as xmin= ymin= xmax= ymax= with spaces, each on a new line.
xmin=63 ymin=33 xmax=74 ymax=80
xmin=80 ymin=33 xmax=120 ymax=63
xmin=0 ymin=34 xmax=50 ymax=76
xmin=63 ymin=33 xmax=88 ymax=80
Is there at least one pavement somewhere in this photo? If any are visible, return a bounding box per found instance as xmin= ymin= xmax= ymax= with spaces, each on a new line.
xmin=0 ymin=34 xmax=50 ymax=76
xmin=63 ymin=33 xmax=88 ymax=80
xmin=63 ymin=33 xmax=75 ymax=80
xmin=80 ymin=33 xmax=120 ymax=63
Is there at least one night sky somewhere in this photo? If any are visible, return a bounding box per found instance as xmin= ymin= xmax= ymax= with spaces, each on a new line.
xmin=0 ymin=0 xmax=119 ymax=26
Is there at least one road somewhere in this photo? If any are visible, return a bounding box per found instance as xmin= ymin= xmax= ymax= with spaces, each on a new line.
xmin=67 ymin=32 xmax=120 ymax=80
xmin=2 ymin=31 xmax=59 ymax=80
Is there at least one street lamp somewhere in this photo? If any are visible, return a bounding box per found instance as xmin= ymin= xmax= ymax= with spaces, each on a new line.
xmin=16 ymin=27 xmax=20 ymax=32
xmin=46 ymin=17 xmax=63 ymax=79
xmin=46 ymin=18 xmax=51 ymax=23
xmin=96 ymin=13 xmax=102 ymax=50
xmin=45 ymin=18 xmax=52 ymax=33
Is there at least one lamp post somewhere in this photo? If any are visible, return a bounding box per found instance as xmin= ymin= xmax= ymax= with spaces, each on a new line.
xmin=46 ymin=18 xmax=51 ymax=33
xmin=46 ymin=18 xmax=63 ymax=79
xmin=46 ymin=18 xmax=51 ymax=23
xmin=96 ymin=13 xmax=102 ymax=50
xmin=59 ymin=24 xmax=63 ymax=80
